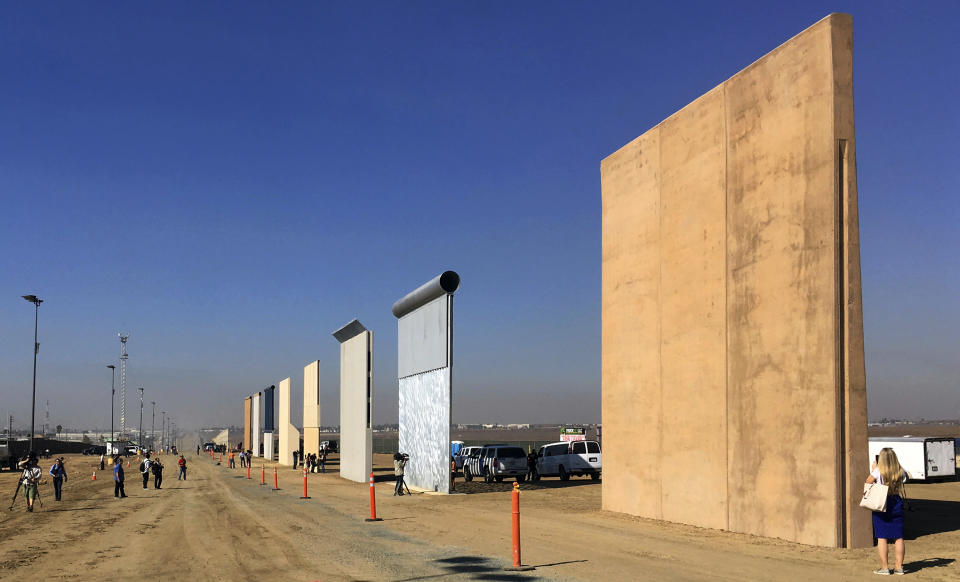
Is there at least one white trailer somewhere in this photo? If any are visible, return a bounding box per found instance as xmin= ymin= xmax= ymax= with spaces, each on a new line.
xmin=868 ymin=437 xmax=956 ymax=481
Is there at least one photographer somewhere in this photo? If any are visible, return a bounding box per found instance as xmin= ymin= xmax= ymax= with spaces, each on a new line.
xmin=393 ymin=452 xmax=408 ymax=496
xmin=18 ymin=452 xmax=43 ymax=512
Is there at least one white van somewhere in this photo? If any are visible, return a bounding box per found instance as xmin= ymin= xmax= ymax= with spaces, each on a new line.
xmin=869 ymin=437 xmax=956 ymax=481
xmin=536 ymin=441 xmax=601 ymax=481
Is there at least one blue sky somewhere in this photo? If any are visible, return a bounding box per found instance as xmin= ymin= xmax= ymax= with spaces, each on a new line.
xmin=1 ymin=2 xmax=957 ymax=433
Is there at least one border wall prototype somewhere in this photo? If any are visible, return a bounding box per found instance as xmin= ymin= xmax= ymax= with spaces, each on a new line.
xmin=393 ymin=271 xmax=460 ymax=493
xmin=242 ymin=397 xmax=252 ymax=454
xmin=600 ymin=14 xmax=869 ymax=547
xmin=334 ymin=320 xmax=373 ymax=483
xmin=278 ymin=377 xmax=299 ymax=467
xmin=303 ymin=360 xmax=322 ymax=459
xmin=251 ymin=392 xmax=261 ymax=457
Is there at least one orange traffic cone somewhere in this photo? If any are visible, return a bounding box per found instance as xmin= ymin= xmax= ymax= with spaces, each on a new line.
xmin=91 ymin=470 xmax=97 ymax=480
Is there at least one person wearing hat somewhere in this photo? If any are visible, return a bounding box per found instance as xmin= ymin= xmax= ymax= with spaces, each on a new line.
xmin=48 ymin=457 xmax=68 ymax=501
xmin=18 ymin=453 xmax=43 ymax=512
xmin=113 ymin=456 xmax=127 ymax=498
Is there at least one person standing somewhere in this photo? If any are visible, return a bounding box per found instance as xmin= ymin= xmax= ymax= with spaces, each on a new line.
xmin=113 ymin=456 xmax=127 ymax=498
xmin=49 ymin=457 xmax=68 ymax=501
xmin=239 ymin=450 xmax=246 ymax=468
xmin=320 ymin=449 xmax=327 ymax=474
xmin=99 ymin=452 xmax=105 ymax=471
xmin=196 ymin=445 xmax=200 ymax=456
xmin=867 ymin=447 xmax=908 ymax=576
xmin=228 ymin=450 xmax=235 ymax=469
xmin=292 ymin=449 xmax=299 ymax=470
xmin=18 ymin=453 xmax=43 ymax=512
xmin=140 ymin=454 xmax=152 ymax=489
xmin=178 ymin=455 xmax=187 ymax=480
xmin=393 ymin=453 xmax=407 ymax=496
xmin=152 ymin=458 xmax=164 ymax=489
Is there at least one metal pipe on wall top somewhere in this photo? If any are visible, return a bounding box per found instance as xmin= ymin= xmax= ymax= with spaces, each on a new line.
xmin=391 ymin=271 xmax=460 ymax=319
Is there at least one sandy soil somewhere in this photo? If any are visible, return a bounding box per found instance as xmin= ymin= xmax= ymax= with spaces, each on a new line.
xmin=1 ymin=452 xmax=957 ymax=581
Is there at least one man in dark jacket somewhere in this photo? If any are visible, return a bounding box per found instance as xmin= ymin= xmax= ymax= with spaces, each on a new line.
xmin=113 ymin=457 xmax=127 ymax=498
xmin=49 ymin=457 xmax=68 ymax=501
xmin=152 ymin=458 xmax=163 ymax=489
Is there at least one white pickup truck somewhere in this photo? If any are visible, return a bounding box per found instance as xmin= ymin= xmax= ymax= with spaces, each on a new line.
xmin=535 ymin=440 xmax=602 ymax=481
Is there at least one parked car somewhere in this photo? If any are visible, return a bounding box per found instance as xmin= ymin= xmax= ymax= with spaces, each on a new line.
xmin=320 ymin=440 xmax=338 ymax=453
xmin=82 ymin=446 xmax=107 ymax=456
xmin=463 ymin=445 xmax=528 ymax=483
xmin=536 ymin=440 xmax=602 ymax=481
xmin=203 ymin=442 xmax=216 ymax=451
xmin=454 ymin=446 xmax=483 ymax=470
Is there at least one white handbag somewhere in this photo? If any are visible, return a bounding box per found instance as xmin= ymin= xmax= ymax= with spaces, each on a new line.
xmin=860 ymin=482 xmax=889 ymax=512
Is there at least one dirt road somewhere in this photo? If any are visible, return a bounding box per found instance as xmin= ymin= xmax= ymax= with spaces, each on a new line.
xmin=1 ymin=453 xmax=957 ymax=581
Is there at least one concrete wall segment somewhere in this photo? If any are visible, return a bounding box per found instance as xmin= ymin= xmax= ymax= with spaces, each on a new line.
xmin=252 ymin=392 xmax=261 ymax=457
xmin=243 ymin=397 xmax=252 ymax=454
xmin=600 ymin=14 xmax=868 ymax=547
xmin=278 ymin=377 xmax=299 ymax=467
xmin=339 ymin=330 xmax=373 ymax=483
xmin=659 ymin=87 xmax=728 ymax=529
xmin=600 ymin=127 xmax=663 ymax=520
xmin=303 ymin=361 xmax=321 ymax=458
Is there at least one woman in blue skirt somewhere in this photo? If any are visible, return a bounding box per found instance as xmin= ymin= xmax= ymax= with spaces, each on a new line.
xmin=865 ymin=447 xmax=907 ymax=575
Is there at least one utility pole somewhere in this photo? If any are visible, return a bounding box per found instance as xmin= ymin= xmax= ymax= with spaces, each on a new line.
xmin=151 ymin=401 xmax=156 ymax=450
xmin=161 ymin=411 xmax=166 ymax=451
xmin=138 ymin=387 xmax=144 ymax=450
xmin=118 ymin=333 xmax=129 ymax=438
xmin=107 ymin=365 xmax=116 ymax=452
xmin=22 ymin=294 xmax=42 ymax=452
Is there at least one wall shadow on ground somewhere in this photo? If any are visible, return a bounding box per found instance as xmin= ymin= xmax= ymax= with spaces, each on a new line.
xmin=393 ymin=555 xmax=541 ymax=581
xmin=454 ymin=478 xmax=600 ymax=495
xmin=903 ymin=499 xmax=960 ymax=539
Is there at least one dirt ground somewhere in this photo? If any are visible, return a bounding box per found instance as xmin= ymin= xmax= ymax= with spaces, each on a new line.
xmin=0 ymin=452 xmax=957 ymax=581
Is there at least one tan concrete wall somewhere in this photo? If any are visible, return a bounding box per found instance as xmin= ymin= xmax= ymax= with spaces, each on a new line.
xmin=339 ymin=330 xmax=372 ymax=483
xmin=303 ymin=361 xmax=322 ymax=458
xmin=278 ymin=377 xmax=300 ymax=467
xmin=600 ymin=14 xmax=868 ymax=547
xmin=243 ymin=397 xmax=251 ymax=453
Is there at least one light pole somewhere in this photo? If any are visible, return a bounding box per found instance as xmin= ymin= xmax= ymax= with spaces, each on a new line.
xmin=161 ymin=411 xmax=166 ymax=451
xmin=22 ymin=294 xmax=43 ymax=453
xmin=138 ymin=387 xmax=144 ymax=451
xmin=151 ymin=401 xmax=155 ymax=451
xmin=107 ymin=365 xmax=116 ymax=454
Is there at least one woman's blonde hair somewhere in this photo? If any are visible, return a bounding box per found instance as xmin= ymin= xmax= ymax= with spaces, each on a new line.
xmin=877 ymin=448 xmax=905 ymax=496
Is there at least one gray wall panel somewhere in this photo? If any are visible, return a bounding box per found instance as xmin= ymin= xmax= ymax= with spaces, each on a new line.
xmin=397 ymin=295 xmax=448 ymax=378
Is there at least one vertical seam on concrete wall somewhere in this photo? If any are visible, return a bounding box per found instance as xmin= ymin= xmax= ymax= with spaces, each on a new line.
xmin=656 ymin=125 xmax=664 ymax=518
xmin=722 ymin=82 xmax=731 ymax=532
xmin=837 ymin=139 xmax=848 ymax=547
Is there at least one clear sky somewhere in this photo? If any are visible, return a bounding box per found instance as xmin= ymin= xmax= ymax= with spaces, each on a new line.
xmin=1 ymin=2 xmax=958 ymax=434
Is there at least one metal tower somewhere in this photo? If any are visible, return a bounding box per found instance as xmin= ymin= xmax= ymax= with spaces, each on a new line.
xmin=118 ymin=333 xmax=130 ymax=438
